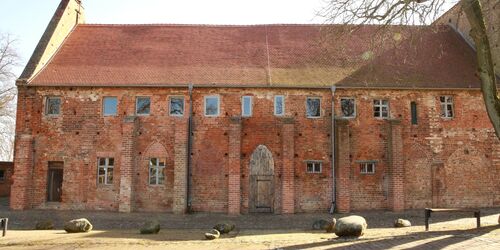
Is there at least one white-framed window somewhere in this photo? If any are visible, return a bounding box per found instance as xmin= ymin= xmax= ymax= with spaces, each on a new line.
xmin=360 ymin=162 xmax=376 ymax=174
xmin=306 ymin=97 xmax=321 ymax=118
xmin=103 ymin=96 xmax=118 ymax=116
xmin=169 ymin=96 xmax=184 ymax=116
xmin=440 ymin=96 xmax=454 ymax=118
xmin=373 ymin=99 xmax=389 ymax=118
xmin=204 ymin=95 xmax=220 ymax=117
xmin=241 ymin=96 xmax=252 ymax=117
xmin=274 ymin=95 xmax=285 ymax=116
xmin=136 ymin=97 xmax=151 ymax=115
xmin=97 ymin=158 xmax=114 ymax=185
xmin=45 ymin=96 xmax=61 ymax=115
xmin=340 ymin=98 xmax=356 ymax=118
xmin=149 ymin=158 xmax=165 ymax=185
xmin=306 ymin=161 xmax=322 ymax=173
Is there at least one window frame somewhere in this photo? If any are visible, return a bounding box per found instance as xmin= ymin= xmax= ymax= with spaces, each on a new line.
xmin=169 ymin=96 xmax=185 ymax=117
xmin=306 ymin=161 xmax=322 ymax=174
xmin=204 ymin=95 xmax=220 ymax=117
xmin=45 ymin=96 xmax=62 ymax=116
xmin=241 ymin=95 xmax=253 ymax=117
xmin=97 ymin=157 xmax=114 ymax=185
xmin=360 ymin=162 xmax=376 ymax=174
xmin=373 ymin=99 xmax=389 ymax=119
xmin=440 ymin=95 xmax=454 ymax=119
xmin=148 ymin=157 xmax=166 ymax=185
xmin=135 ymin=96 xmax=151 ymax=116
xmin=274 ymin=95 xmax=285 ymax=116
xmin=340 ymin=97 xmax=356 ymax=118
xmin=102 ymin=96 xmax=118 ymax=117
xmin=306 ymin=97 xmax=321 ymax=118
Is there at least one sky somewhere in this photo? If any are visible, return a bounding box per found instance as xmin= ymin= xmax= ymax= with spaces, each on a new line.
xmin=0 ymin=0 xmax=327 ymax=76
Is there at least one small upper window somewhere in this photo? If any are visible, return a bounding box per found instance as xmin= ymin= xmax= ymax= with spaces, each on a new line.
xmin=0 ymin=170 xmax=4 ymax=182
xmin=242 ymin=96 xmax=252 ymax=117
xmin=103 ymin=97 xmax=118 ymax=116
xmin=149 ymin=158 xmax=166 ymax=185
xmin=204 ymin=96 xmax=220 ymax=116
xmin=274 ymin=95 xmax=285 ymax=116
xmin=360 ymin=162 xmax=376 ymax=174
xmin=373 ymin=99 xmax=389 ymax=118
xmin=169 ymin=96 xmax=184 ymax=116
xmin=45 ymin=97 xmax=61 ymax=115
xmin=440 ymin=96 xmax=454 ymax=118
xmin=306 ymin=97 xmax=321 ymax=118
xmin=97 ymin=158 xmax=114 ymax=185
xmin=136 ymin=97 xmax=151 ymax=115
xmin=411 ymin=101 xmax=418 ymax=125
xmin=340 ymin=98 xmax=356 ymax=118
xmin=306 ymin=161 xmax=322 ymax=173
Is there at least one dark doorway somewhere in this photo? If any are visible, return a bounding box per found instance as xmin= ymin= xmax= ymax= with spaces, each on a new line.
xmin=249 ymin=145 xmax=274 ymax=213
xmin=47 ymin=162 xmax=63 ymax=202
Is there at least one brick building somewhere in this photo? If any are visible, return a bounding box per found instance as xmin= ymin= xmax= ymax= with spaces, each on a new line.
xmin=11 ymin=0 xmax=500 ymax=214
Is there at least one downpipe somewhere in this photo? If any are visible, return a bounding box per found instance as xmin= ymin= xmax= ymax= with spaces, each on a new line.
xmin=329 ymin=86 xmax=337 ymax=214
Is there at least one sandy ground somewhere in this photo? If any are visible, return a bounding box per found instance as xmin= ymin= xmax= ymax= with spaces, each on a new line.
xmin=0 ymin=213 xmax=499 ymax=250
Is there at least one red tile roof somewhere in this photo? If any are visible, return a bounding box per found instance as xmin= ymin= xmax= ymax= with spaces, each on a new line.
xmin=29 ymin=24 xmax=480 ymax=88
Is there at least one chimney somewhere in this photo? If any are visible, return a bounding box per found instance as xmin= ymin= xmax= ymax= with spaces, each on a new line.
xmin=18 ymin=0 xmax=85 ymax=82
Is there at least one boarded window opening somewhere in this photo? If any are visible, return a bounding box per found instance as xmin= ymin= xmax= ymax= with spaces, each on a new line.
xmin=411 ymin=101 xmax=417 ymax=125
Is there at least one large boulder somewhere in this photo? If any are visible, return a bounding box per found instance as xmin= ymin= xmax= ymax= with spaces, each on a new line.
xmin=64 ymin=218 xmax=93 ymax=233
xmin=394 ymin=219 xmax=411 ymax=228
xmin=213 ymin=223 xmax=235 ymax=234
xmin=205 ymin=229 xmax=220 ymax=240
xmin=35 ymin=220 xmax=54 ymax=230
xmin=140 ymin=220 xmax=161 ymax=234
xmin=334 ymin=215 xmax=367 ymax=237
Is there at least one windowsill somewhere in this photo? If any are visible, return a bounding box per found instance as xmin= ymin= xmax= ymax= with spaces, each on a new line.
xmin=169 ymin=114 xmax=184 ymax=117
xmin=136 ymin=114 xmax=151 ymax=116
xmin=103 ymin=115 xmax=118 ymax=117
xmin=441 ymin=117 xmax=454 ymax=120
xmin=360 ymin=172 xmax=376 ymax=175
xmin=340 ymin=116 xmax=356 ymax=119
xmin=306 ymin=116 xmax=321 ymax=119
xmin=204 ymin=114 xmax=220 ymax=117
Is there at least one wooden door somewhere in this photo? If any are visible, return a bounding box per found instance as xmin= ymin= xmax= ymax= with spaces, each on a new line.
xmin=47 ymin=162 xmax=63 ymax=202
xmin=249 ymin=145 xmax=274 ymax=213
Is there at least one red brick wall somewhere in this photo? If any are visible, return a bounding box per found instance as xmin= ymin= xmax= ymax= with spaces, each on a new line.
xmin=11 ymin=86 xmax=500 ymax=213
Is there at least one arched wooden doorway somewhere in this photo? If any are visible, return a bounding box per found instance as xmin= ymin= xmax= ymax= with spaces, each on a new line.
xmin=249 ymin=145 xmax=274 ymax=213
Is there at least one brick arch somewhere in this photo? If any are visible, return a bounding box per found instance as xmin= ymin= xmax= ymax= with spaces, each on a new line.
xmin=444 ymin=144 xmax=492 ymax=207
xmin=249 ymin=145 xmax=275 ymax=213
xmin=404 ymin=142 xmax=433 ymax=208
xmin=143 ymin=141 xmax=168 ymax=158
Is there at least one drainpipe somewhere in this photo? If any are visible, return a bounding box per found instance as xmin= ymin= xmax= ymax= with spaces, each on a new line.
xmin=187 ymin=83 xmax=194 ymax=213
xmin=329 ymin=86 xmax=337 ymax=214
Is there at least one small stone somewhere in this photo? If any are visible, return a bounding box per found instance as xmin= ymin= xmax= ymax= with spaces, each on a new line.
xmin=213 ymin=223 xmax=235 ymax=234
xmin=64 ymin=218 xmax=93 ymax=233
xmin=205 ymin=229 xmax=220 ymax=240
xmin=335 ymin=215 xmax=367 ymax=237
xmin=140 ymin=220 xmax=160 ymax=234
xmin=35 ymin=220 xmax=54 ymax=230
xmin=394 ymin=219 xmax=411 ymax=228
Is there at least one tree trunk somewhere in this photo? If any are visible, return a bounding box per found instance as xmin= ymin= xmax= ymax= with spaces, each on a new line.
xmin=462 ymin=0 xmax=500 ymax=139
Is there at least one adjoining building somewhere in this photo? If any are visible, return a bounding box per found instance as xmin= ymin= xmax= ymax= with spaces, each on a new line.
xmin=11 ymin=0 xmax=500 ymax=214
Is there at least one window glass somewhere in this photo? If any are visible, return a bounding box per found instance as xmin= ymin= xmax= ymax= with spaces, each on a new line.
xmin=46 ymin=97 xmax=61 ymax=115
xmin=373 ymin=99 xmax=389 ymax=118
xmin=149 ymin=158 xmax=166 ymax=185
xmin=440 ymin=96 xmax=454 ymax=118
xmin=97 ymin=157 xmax=114 ymax=185
xmin=411 ymin=102 xmax=417 ymax=125
xmin=205 ymin=96 xmax=219 ymax=116
xmin=340 ymin=98 xmax=356 ymax=118
xmin=136 ymin=97 xmax=151 ymax=115
xmin=242 ymin=96 xmax=252 ymax=117
xmin=306 ymin=162 xmax=322 ymax=173
xmin=360 ymin=162 xmax=376 ymax=174
xmin=306 ymin=97 xmax=321 ymax=118
xmin=103 ymin=97 xmax=118 ymax=116
xmin=274 ymin=95 xmax=284 ymax=116
xmin=169 ymin=97 xmax=184 ymax=116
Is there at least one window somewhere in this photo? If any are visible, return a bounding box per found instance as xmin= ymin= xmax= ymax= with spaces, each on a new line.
xmin=373 ymin=99 xmax=389 ymax=118
xmin=169 ymin=96 xmax=184 ymax=116
xmin=241 ymin=96 xmax=252 ymax=117
xmin=0 ymin=170 xmax=4 ymax=182
xmin=274 ymin=95 xmax=285 ymax=116
xmin=440 ymin=96 xmax=454 ymax=118
xmin=411 ymin=101 xmax=418 ymax=125
xmin=149 ymin=158 xmax=165 ymax=185
xmin=340 ymin=98 xmax=356 ymax=118
xmin=136 ymin=97 xmax=151 ymax=115
xmin=306 ymin=97 xmax=321 ymax=118
xmin=103 ymin=97 xmax=118 ymax=116
xmin=204 ymin=96 xmax=220 ymax=116
xmin=45 ymin=97 xmax=61 ymax=115
xmin=306 ymin=161 xmax=322 ymax=173
xmin=360 ymin=162 xmax=376 ymax=174
xmin=97 ymin=158 xmax=114 ymax=185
